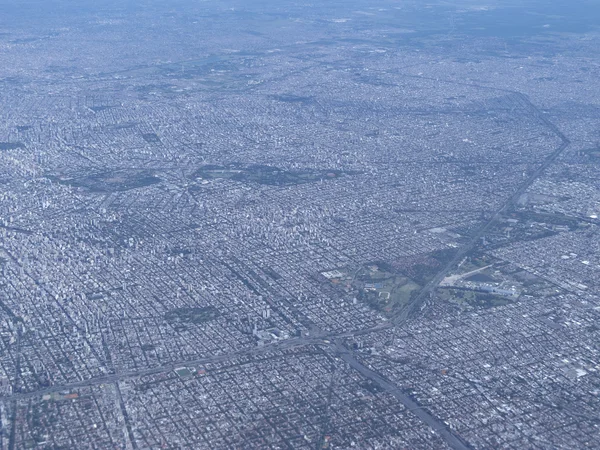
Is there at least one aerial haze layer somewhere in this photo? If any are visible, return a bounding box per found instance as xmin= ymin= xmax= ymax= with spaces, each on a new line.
xmin=0 ymin=0 xmax=599 ymax=448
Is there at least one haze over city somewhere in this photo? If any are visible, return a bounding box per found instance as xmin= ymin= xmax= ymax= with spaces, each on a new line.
xmin=0 ymin=1 xmax=599 ymax=448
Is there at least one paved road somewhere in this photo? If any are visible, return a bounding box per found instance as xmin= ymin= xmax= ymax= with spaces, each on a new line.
xmin=335 ymin=341 xmax=471 ymax=450
xmin=392 ymin=92 xmax=570 ymax=326
xmin=0 ymin=322 xmax=397 ymax=403
xmin=2 ymin=335 xmax=330 ymax=401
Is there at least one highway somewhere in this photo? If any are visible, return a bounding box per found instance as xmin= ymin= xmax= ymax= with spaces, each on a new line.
xmin=335 ymin=341 xmax=471 ymax=450
xmin=2 ymin=335 xmax=329 ymax=401
xmin=392 ymin=90 xmax=570 ymax=326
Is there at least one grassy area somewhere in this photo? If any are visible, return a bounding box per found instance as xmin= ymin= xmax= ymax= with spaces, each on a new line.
xmin=193 ymin=163 xmax=352 ymax=186
xmin=439 ymin=287 xmax=513 ymax=309
xmin=355 ymin=265 xmax=421 ymax=315
xmin=458 ymin=254 xmax=495 ymax=274
xmin=164 ymin=306 xmax=220 ymax=325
